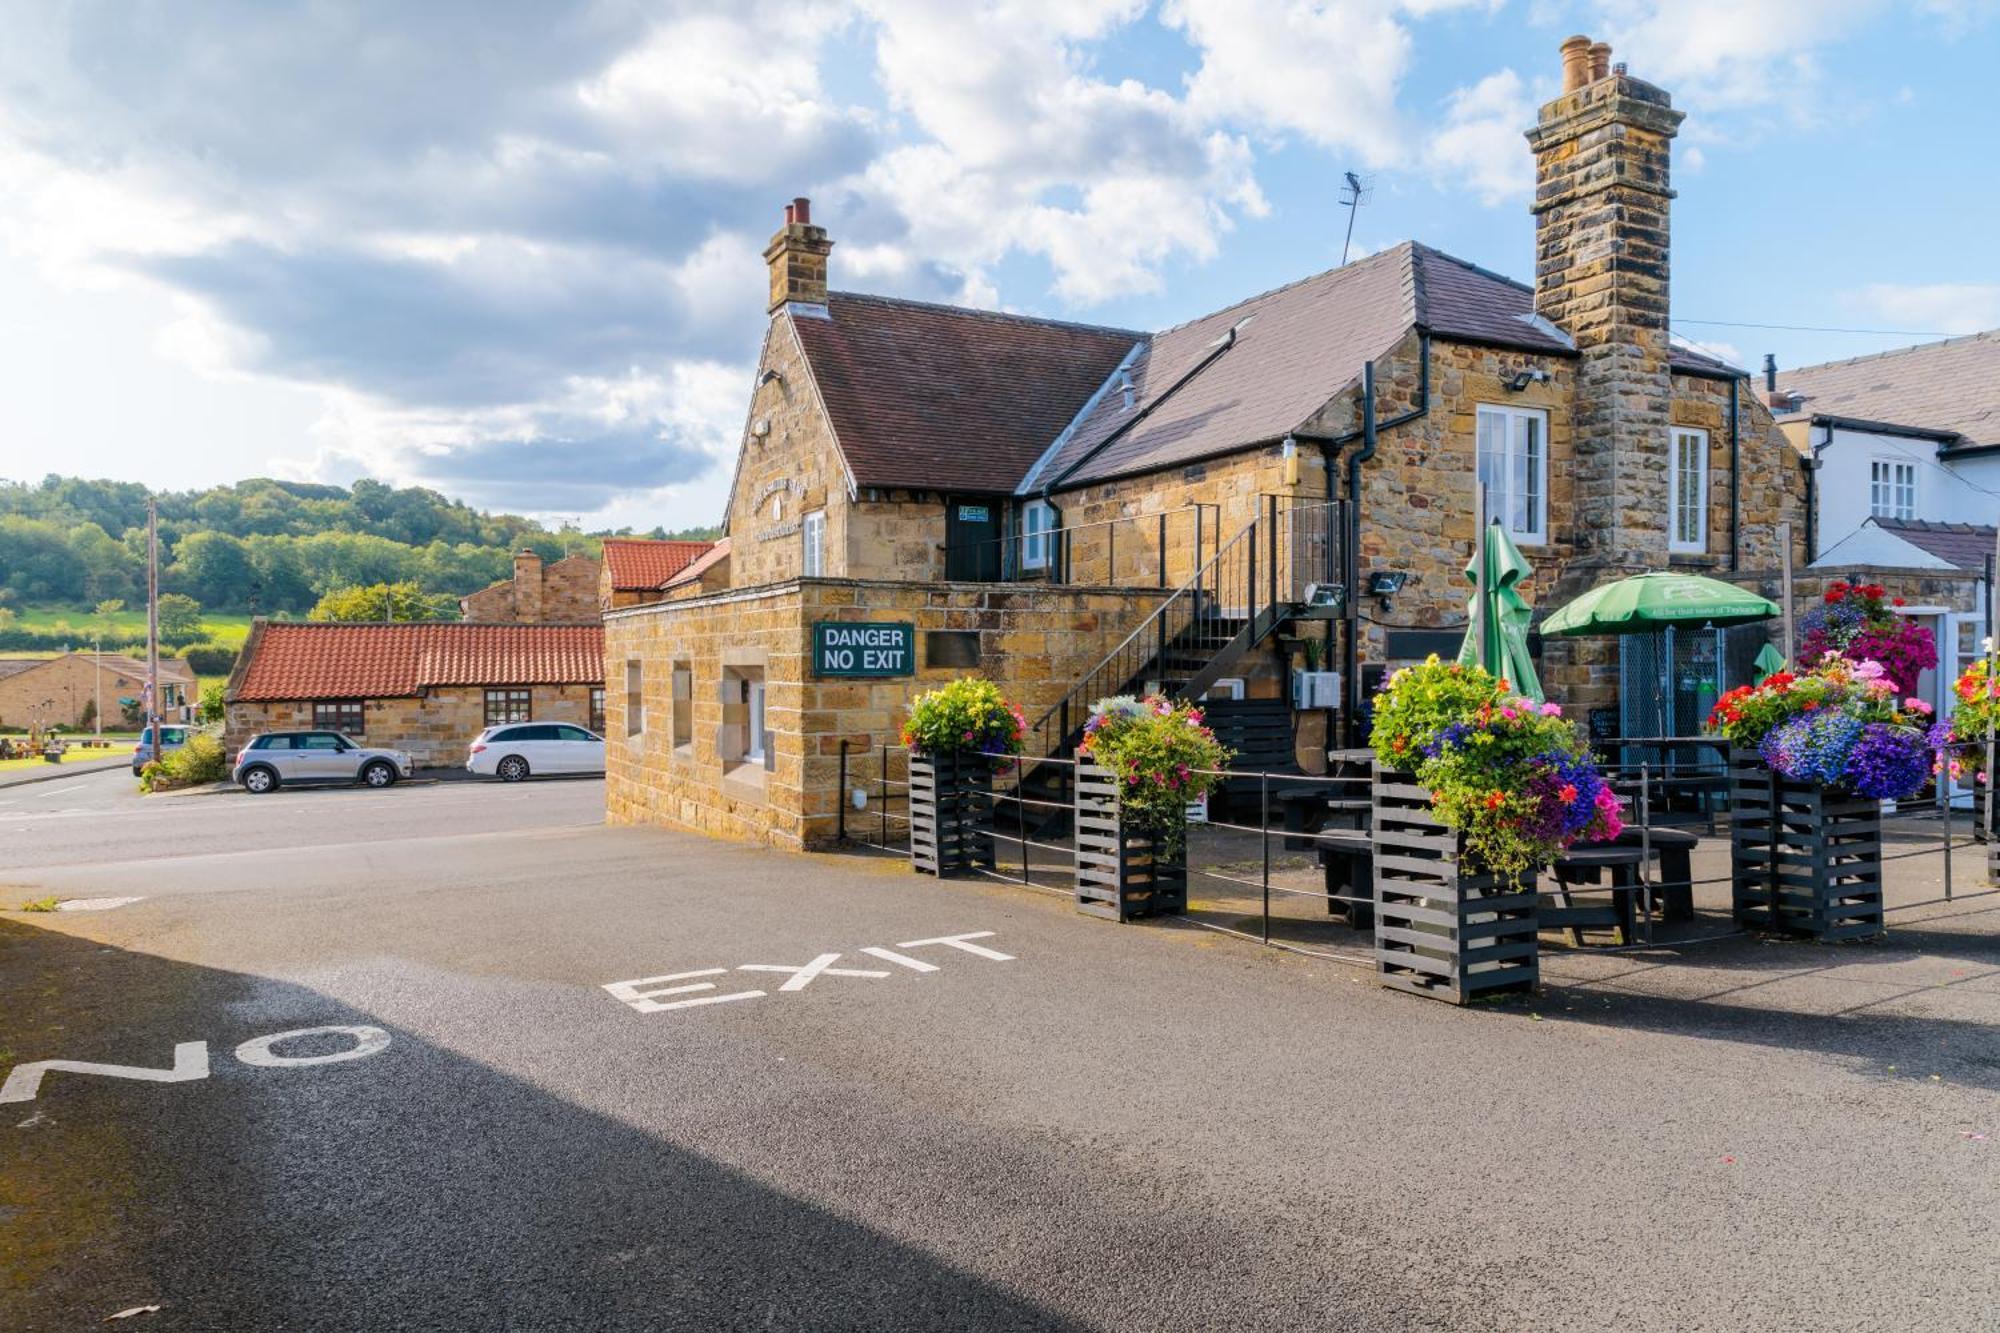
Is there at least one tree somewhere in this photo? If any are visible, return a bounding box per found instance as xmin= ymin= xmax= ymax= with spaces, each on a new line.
xmin=156 ymin=593 xmax=206 ymax=646
xmin=307 ymin=581 xmax=457 ymax=623
xmin=173 ymin=531 xmax=255 ymax=609
xmin=93 ymin=599 xmax=126 ymax=644
xmin=198 ymin=681 xmax=226 ymax=724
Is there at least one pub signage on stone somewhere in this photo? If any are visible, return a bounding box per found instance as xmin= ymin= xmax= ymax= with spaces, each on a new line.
xmin=812 ymin=621 xmax=915 ymax=677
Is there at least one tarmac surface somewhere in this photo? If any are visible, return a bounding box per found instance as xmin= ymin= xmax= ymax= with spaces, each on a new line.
xmin=1 ymin=769 xmax=1996 ymax=1330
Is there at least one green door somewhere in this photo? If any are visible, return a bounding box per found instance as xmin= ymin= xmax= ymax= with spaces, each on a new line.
xmin=945 ymin=498 xmax=1002 ymax=581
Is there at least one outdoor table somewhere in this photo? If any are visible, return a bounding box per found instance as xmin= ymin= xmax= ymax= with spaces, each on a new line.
xmin=1315 ymin=829 xmax=1374 ymax=930
xmin=1275 ymin=788 xmax=1370 ymax=851
xmin=1544 ymin=844 xmax=1651 ymax=946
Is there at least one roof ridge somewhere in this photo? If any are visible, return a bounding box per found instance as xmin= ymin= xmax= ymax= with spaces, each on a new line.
xmin=1144 ymin=241 xmax=1418 ymax=341
xmin=1778 ymin=327 xmax=2000 ymax=378
xmin=262 ymin=620 xmax=603 ymax=629
xmin=827 ymin=290 xmax=1144 ymax=340
xmin=1407 ymin=240 xmax=1533 ymax=298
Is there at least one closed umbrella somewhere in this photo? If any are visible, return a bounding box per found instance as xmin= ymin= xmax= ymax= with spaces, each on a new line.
xmin=1458 ymin=519 xmax=1543 ymax=702
xmin=1752 ymin=642 xmax=1788 ymax=684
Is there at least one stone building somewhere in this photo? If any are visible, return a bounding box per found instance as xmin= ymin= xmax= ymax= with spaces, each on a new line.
xmin=459 ymin=549 xmax=603 ymax=623
xmin=0 ymin=652 xmax=196 ymax=731
xmin=225 ymin=621 xmax=603 ymax=768
xmin=605 ymin=37 xmax=1818 ymax=850
xmin=600 ymin=539 xmax=716 ymax=611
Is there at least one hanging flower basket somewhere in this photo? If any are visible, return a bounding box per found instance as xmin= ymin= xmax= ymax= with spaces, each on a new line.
xmin=902 ymin=678 xmax=1022 ymax=878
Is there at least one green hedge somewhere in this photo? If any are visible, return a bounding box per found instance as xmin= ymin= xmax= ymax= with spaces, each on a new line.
xmin=177 ymin=643 xmax=238 ymax=675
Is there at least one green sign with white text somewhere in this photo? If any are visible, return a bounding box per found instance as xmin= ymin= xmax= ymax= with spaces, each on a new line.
xmin=812 ymin=621 xmax=916 ymax=677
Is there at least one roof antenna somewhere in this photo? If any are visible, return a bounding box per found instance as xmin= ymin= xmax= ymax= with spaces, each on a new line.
xmin=1338 ymin=171 xmax=1372 ymax=266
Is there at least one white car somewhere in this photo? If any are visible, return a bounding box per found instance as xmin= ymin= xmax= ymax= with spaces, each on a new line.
xmin=466 ymin=722 xmax=606 ymax=781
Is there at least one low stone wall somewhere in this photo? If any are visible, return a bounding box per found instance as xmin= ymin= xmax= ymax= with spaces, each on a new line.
xmin=225 ymin=683 xmax=597 ymax=770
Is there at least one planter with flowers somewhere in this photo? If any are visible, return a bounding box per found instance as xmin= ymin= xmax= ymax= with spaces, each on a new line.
xmin=1708 ymin=655 xmax=1934 ymax=940
xmin=1945 ymin=656 xmax=1998 ymax=880
xmin=1367 ymin=657 xmax=1623 ymax=1004
xmin=1072 ymin=696 xmax=1231 ymax=921
xmin=1800 ymin=580 xmax=1937 ymax=695
xmin=901 ymin=677 xmax=1023 ymax=877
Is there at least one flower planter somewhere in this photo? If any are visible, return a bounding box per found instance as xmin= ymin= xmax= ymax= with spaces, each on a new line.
xmin=909 ymin=753 xmax=996 ymax=878
xmin=1074 ymin=760 xmax=1187 ymax=921
xmin=1728 ymin=747 xmax=1883 ymax=941
xmin=1371 ymin=765 xmax=1538 ymax=1004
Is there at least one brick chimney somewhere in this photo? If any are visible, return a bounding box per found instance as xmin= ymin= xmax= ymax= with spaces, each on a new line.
xmin=513 ymin=548 xmax=544 ymax=623
xmin=763 ymin=196 xmax=832 ymax=314
xmin=1528 ymin=36 xmax=1685 ymax=575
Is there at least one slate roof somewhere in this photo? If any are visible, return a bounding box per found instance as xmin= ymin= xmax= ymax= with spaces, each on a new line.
xmin=1774 ymin=330 xmax=2000 ymax=446
xmin=601 ymin=539 xmax=714 ymax=591
xmin=1021 ymin=242 xmax=1743 ymax=491
xmin=1872 ymin=518 xmax=1999 ymax=572
xmin=7 ymin=652 xmax=196 ymax=683
xmin=229 ymin=622 xmax=603 ymax=702
xmin=791 ymin=292 xmax=1142 ymax=493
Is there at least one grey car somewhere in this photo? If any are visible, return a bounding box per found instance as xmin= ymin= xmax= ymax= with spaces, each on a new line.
xmin=232 ymin=731 xmax=415 ymax=794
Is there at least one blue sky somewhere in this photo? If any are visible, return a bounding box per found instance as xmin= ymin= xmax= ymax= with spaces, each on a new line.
xmin=0 ymin=0 xmax=1993 ymax=531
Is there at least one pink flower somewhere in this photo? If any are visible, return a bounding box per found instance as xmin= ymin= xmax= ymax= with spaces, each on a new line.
xmin=1540 ymin=702 xmax=1563 ymax=717
xmin=1905 ymin=698 xmax=1934 ymax=715
xmin=1499 ymin=707 xmax=1518 ymax=721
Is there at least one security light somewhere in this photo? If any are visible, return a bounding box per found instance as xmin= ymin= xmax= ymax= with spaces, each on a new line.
xmin=1368 ymin=569 xmax=1409 ymax=613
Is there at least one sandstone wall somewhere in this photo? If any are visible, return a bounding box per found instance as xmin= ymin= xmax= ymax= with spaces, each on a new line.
xmin=0 ymin=656 xmax=195 ymax=729
xmin=727 ymin=317 xmax=857 ymax=588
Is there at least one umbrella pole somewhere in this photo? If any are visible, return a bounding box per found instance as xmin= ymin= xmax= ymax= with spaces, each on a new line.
xmin=1473 ymin=485 xmax=1489 ymax=674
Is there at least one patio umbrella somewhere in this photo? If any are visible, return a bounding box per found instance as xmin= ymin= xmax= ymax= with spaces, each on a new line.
xmin=1541 ymin=572 xmax=1779 ymax=637
xmin=1752 ymin=642 xmax=1788 ymax=684
xmin=1457 ymin=519 xmax=1544 ymax=702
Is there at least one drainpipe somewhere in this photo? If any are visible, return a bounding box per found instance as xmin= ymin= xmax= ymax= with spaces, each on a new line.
xmin=1343 ymin=361 xmax=1379 ymax=742
xmin=1728 ymin=376 xmax=1741 ymax=572
xmin=1803 ymin=419 xmax=1832 ymax=564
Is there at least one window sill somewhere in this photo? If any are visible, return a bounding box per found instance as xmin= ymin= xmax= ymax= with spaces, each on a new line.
xmin=721 ymin=764 xmax=769 ymax=803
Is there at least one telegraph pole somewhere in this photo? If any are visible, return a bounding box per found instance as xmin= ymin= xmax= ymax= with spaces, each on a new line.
xmin=146 ymin=497 xmax=160 ymax=747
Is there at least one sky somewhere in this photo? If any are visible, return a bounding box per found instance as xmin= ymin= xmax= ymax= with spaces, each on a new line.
xmin=0 ymin=0 xmax=1995 ymax=532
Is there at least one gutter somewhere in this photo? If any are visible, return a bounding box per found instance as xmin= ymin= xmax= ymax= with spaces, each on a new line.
xmin=1728 ymin=377 xmax=1741 ymax=572
xmin=1803 ymin=421 xmax=1833 ymax=563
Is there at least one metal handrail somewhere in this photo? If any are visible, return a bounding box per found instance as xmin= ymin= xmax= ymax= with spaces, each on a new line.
xmin=938 ymin=503 xmax=1214 ymax=586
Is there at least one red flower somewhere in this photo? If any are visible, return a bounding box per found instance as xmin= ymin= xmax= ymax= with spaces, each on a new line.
xmin=1559 ymin=784 xmax=1579 ymax=803
xmin=1486 ymin=791 xmax=1506 ymax=810
xmin=1893 ymin=597 xmax=1906 ymax=607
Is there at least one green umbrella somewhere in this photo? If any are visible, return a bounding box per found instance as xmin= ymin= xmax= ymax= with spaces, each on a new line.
xmin=1541 ymin=572 xmax=1779 ymax=637
xmin=1457 ymin=519 xmax=1543 ymax=702
xmin=1752 ymin=642 xmax=1788 ymax=683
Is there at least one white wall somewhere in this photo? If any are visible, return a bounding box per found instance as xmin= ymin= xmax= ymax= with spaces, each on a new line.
xmin=1813 ymin=423 xmax=2000 ymax=559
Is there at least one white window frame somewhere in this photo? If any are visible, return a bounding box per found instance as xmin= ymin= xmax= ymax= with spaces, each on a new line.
xmin=1669 ymin=426 xmax=1710 ymax=554
xmin=1869 ymin=456 xmax=1917 ymax=521
xmin=1475 ymin=404 xmax=1548 ymax=545
xmin=1020 ymin=500 xmax=1057 ymax=571
xmin=745 ymin=680 xmax=767 ymax=762
xmin=801 ymin=509 xmax=825 ymax=577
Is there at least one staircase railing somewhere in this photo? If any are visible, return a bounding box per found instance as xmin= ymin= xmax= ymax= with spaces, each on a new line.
xmin=1027 ymin=496 xmax=1347 ymax=760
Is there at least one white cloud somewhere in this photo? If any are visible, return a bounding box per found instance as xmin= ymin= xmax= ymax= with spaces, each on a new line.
xmin=1848 ymin=283 xmax=2000 ymax=335
xmin=1423 ymin=68 xmax=1537 ymax=206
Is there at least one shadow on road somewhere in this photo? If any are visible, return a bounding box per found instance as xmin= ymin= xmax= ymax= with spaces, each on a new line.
xmin=0 ymin=918 xmax=1080 ymax=1331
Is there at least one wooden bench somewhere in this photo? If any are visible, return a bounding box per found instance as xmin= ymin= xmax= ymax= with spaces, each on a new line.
xmin=1543 ymin=845 xmax=1646 ymax=946
xmin=1315 ymin=829 xmax=1374 ymax=930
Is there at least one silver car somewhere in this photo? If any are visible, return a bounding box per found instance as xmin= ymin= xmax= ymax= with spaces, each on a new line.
xmin=232 ymin=731 xmax=415 ymax=794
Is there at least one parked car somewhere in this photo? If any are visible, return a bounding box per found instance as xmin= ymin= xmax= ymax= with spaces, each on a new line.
xmin=232 ymin=731 xmax=414 ymax=794
xmin=466 ymin=722 xmax=606 ymax=781
xmin=133 ymin=724 xmax=192 ymax=776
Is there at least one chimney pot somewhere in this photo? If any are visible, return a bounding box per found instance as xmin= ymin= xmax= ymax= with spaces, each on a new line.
xmin=1560 ymin=35 xmax=1592 ymax=93
xmin=1589 ymin=42 xmax=1612 ymax=81
xmin=792 ymin=196 xmax=811 ymax=225
xmin=1763 ymin=353 xmax=1778 ymax=392
xmin=783 ymin=202 xmax=795 ymax=226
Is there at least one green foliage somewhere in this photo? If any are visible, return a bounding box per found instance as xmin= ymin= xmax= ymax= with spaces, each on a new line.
xmin=1949 ymin=657 xmax=1997 ymax=786
xmin=139 ymin=732 xmax=226 ymax=792
xmin=1366 ymin=656 xmax=1513 ymax=767
xmin=156 ymin=593 xmax=206 ymax=646
xmin=199 ymin=681 xmax=226 ymax=724
xmin=307 ymin=581 xmax=459 ymax=623
xmin=178 ymin=642 xmax=238 ymax=675
xmin=899 ymin=677 xmax=1024 ymax=758
xmin=1078 ymin=695 xmax=1233 ymax=857
xmin=18 ymin=896 xmax=59 ymax=913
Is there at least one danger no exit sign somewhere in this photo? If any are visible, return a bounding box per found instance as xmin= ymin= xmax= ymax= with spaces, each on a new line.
xmin=811 ymin=621 xmax=915 ymax=677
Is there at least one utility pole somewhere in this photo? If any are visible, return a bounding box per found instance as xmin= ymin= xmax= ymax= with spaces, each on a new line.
xmin=94 ymin=635 xmax=103 ymax=743
xmin=1338 ymin=171 xmax=1371 ymax=266
xmin=146 ymin=497 xmax=160 ymax=749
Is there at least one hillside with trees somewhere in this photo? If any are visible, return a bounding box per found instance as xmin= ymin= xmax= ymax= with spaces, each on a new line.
xmin=0 ymin=475 xmax=720 ymax=647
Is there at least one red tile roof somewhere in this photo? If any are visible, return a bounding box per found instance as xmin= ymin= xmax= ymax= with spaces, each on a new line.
xmin=229 ymin=621 xmax=603 ymax=701
xmin=660 ymin=536 xmax=730 ymax=589
xmin=601 ymin=538 xmax=715 ymax=590
xmin=792 ymin=293 xmax=1142 ymax=493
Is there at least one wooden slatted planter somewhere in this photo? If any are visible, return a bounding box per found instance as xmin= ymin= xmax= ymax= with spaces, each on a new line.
xmin=1074 ymin=760 xmax=1187 ymax=922
xmin=910 ymin=753 xmax=996 ymax=877
xmin=1371 ymin=766 xmax=1538 ymax=1004
xmin=1728 ymin=748 xmax=1883 ymax=942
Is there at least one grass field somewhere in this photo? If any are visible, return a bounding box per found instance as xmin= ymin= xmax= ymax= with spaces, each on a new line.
xmin=6 ymin=605 xmax=254 ymax=650
xmin=0 ymin=741 xmax=136 ymax=775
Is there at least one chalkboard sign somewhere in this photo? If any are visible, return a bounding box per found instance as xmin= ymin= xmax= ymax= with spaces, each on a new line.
xmin=812 ymin=621 xmax=915 ymax=677
xmin=1588 ymin=707 xmax=1621 ymax=743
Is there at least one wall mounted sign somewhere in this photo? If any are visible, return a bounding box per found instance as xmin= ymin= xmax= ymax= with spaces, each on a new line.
xmin=812 ymin=621 xmax=915 ymax=677
xmin=956 ymin=504 xmax=990 ymax=523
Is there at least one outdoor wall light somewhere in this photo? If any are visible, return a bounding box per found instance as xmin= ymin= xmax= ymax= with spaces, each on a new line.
xmin=1368 ymin=569 xmax=1409 ymax=612
xmin=758 ymin=368 xmax=784 ymax=387
xmin=1281 ymin=435 xmax=1300 ymax=487
xmin=1504 ymin=368 xmax=1550 ymax=392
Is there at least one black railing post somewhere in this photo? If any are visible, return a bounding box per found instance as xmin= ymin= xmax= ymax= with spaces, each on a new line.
xmin=1158 ymin=512 xmax=1168 ymax=587
xmin=1194 ymin=506 xmax=1204 ymax=610
xmin=1108 ymin=521 xmax=1116 ymax=586
xmin=1260 ymin=770 xmax=1271 ymax=944
xmin=1247 ymin=523 xmax=1257 ymax=630
xmin=1018 ymin=754 xmax=1030 ymax=885
xmin=838 ymin=739 xmax=849 ymax=842
xmin=1267 ymin=493 xmax=1279 ymax=609
xmin=880 ymin=743 xmax=889 ymax=849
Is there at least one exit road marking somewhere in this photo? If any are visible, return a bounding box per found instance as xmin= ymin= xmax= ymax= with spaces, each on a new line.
xmin=604 ymin=931 xmax=1014 ymax=1017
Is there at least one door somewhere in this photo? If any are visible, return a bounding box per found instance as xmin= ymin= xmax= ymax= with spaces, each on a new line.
xmin=295 ymin=732 xmax=351 ymax=780
xmin=945 ymin=498 xmax=1002 ymax=581
xmin=553 ymin=724 xmax=604 ymax=773
xmin=512 ymin=724 xmax=560 ymax=772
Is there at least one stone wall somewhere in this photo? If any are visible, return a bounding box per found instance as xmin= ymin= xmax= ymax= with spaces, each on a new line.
xmin=461 ymin=554 xmax=602 ymax=623
xmin=603 ymin=578 xmax=1169 ymax=849
xmin=224 ymin=684 xmax=598 ymax=770
xmin=0 ymin=655 xmax=195 ymax=729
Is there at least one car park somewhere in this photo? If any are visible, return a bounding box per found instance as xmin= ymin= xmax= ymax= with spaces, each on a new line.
xmin=465 ymin=722 xmax=606 ymax=781
xmin=232 ymin=731 xmax=414 ymax=793
xmin=133 ymin=724 xmax=192 ymax=776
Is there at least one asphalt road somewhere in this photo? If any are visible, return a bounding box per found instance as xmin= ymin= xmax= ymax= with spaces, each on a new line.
xmin=2 ymin=773 xmax=1996 ymax=1330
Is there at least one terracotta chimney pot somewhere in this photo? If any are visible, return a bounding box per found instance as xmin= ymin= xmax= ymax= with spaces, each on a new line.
xmin=1589 ymin=42 xmax=1612 ymax=81
xmin=1560 ymin=35 xmax=1592 ymax=93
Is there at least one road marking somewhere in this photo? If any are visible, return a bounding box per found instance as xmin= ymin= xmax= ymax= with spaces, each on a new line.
xmin=858 ymin=946 xmax=941 ymax=973
xmin=0 ymin=1041 xmax=208 ymax=1105
xmin=738 ymin=952 xmax=893 ymax=992
xmin=603 ymin=969 xmax=767 ymax=1014
xmin=235 ymin=1025 xmax=391 ymax=1068
xmin=896 ymin=931 xmax=1016 ymax=961
xmin=55 ymin=897 xmax=144 ymax=912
